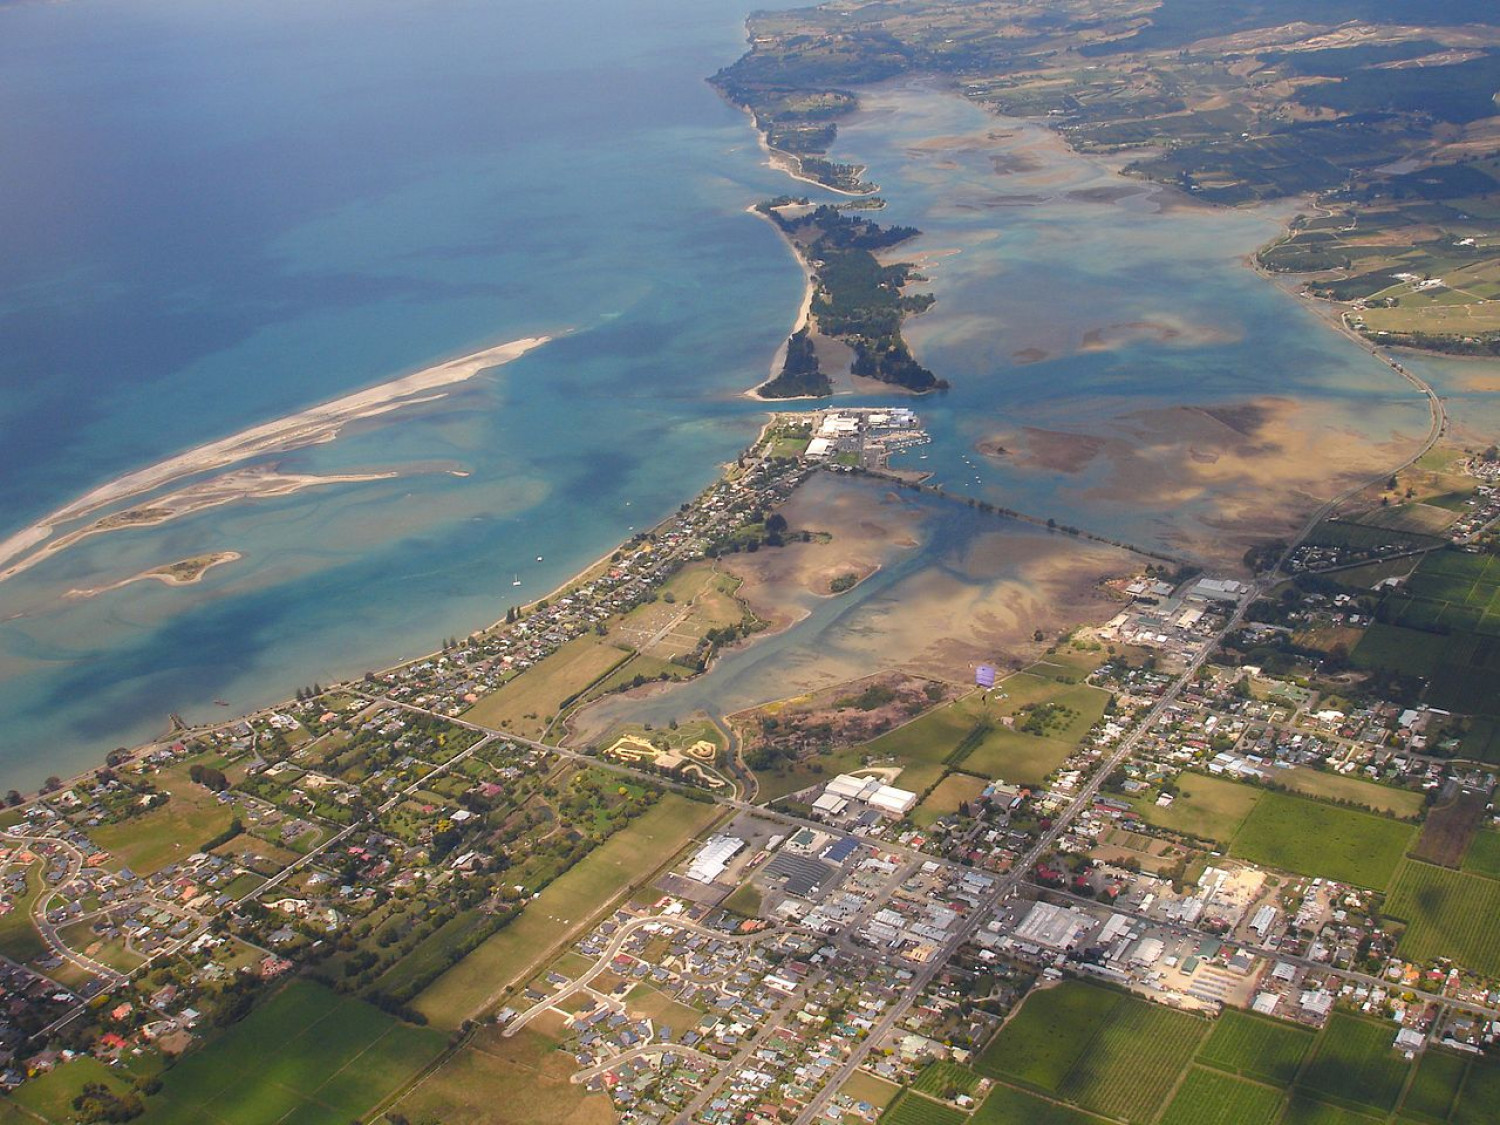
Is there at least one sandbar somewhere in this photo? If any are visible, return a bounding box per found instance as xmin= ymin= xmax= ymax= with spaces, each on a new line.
xmin=0 ymin=335 xmax=549 ymax=583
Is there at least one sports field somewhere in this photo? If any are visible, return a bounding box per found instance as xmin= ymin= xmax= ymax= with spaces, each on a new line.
xmin=1197 ymin=1009 xmax=1315 ymax=1086
xmin=137 ymin=981 xmax=444 ymax=1125
xmin=1385 ymin=858 xmax=1500 ymax=976
xmin=1158 ymin=1067 xmax=1283 ymax=1125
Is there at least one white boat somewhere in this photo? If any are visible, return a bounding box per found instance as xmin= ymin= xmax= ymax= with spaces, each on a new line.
xmin=512 ymin=575 xmax=521 ymax=586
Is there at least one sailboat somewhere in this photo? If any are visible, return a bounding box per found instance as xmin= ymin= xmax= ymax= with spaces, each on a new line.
xmin=512 ymin=575 xmax=522 ymax=587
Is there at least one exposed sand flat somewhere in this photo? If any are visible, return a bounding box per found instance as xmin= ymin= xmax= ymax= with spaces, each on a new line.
xmin=0 ymin=335 xmax=548 ymax=580
xmin=984 ymin=396 xmax=1416 ymax=568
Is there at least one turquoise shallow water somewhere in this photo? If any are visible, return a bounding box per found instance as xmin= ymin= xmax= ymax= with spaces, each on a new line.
xmin=0 ymin=0 xmax=806 ymax=786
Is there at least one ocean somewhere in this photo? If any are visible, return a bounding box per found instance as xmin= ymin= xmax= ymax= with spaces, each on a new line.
xmin=0 ymin=0 xmax=805 ymax=786
xmin=0 ymin=2 xmax=1486 ymax=789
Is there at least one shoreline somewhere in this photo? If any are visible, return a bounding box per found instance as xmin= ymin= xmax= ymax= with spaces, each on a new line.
xmin=0 ymin=335 xmax=551 ymax=584
xmin=744 ymin=205 xmax=822 ymax=400
xmin=5 ymin=412 xmax=805 ymax=805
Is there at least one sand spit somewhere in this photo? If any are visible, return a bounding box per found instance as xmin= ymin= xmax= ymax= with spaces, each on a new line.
xmin=0 ymin=335 xmax=549 ymax=584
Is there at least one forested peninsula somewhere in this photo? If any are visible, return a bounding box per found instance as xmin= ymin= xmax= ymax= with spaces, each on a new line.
xmin=758 ymin=201 xmax=943 ymax=398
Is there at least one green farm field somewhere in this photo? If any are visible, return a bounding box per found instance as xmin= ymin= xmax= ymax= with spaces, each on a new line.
xmin=1131 ymin=772 xmax=1263 ymax=841
xmin=1159 ymin=1067 xmax=1283 ymax=1125
xmin=1197 ymin=1009 xmax=1315 ymax=1086
xmin=137 ymin=981 xmax=443 ymax=1125
xmin=414 ymin=793 xmax=721 ymax=1027
xmin=975 ymin=981 xmax=1206 ymax=1122
xmin=1230 ymin=791 xmax=1416 ymax=890
xmin=1399 ymin=1047 xmax=1467 ymax=1121
xmin=1057 ymin=996 xmax=1209 ymax=1122
xmin=1385 ymin=858 xmax=1500 ymax=976
xmin=974 ymin=980 xmax=1121 ymax=1089
xmin=1271 ymin=769 xmax=1424 ymax=819
xmin=1297 ymin=1013 xmax=1410 ymax=1114
xmin=882 ymin=1091 xmax=968 ymax=1125
xmin=1462 ymin=827 xmax=1500 ymax=878
xmin=390 ymin=1023 xmax=614 ymax=1125
xmin=970 ymin=1086 xmax=1103 ymax=1125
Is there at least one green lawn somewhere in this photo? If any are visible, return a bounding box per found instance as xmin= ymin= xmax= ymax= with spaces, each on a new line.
xmin=1385 ymin=858 xmax=1500 ymax=976
xmin=842 ymin=1070 xmax=903 ymax=1110
xmin=90 ymin=762 xmax=238 ymax=875
xmin=1198 ymin=1009 xmax=1316 ymax=1086
xmin=1159 ymin=1067 xmax=1284 ymax=1125
xmin=1297 ymin=1013 xmax=1412 ymax=1114
xmin=957 ymin=727 xmax=1077 ymax=788
xmin=1230 ymin=791 xmax=1416 ymax=890
xmin=388 ymin=1024 xmax=613 ymax=1125
xmin=912 ymin=773 xmax=989 ymax=828
xmin=0 ymin=860 xmax=48 ymax=965
xmin=413 ymin=794 xmax=721 ymax=1027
